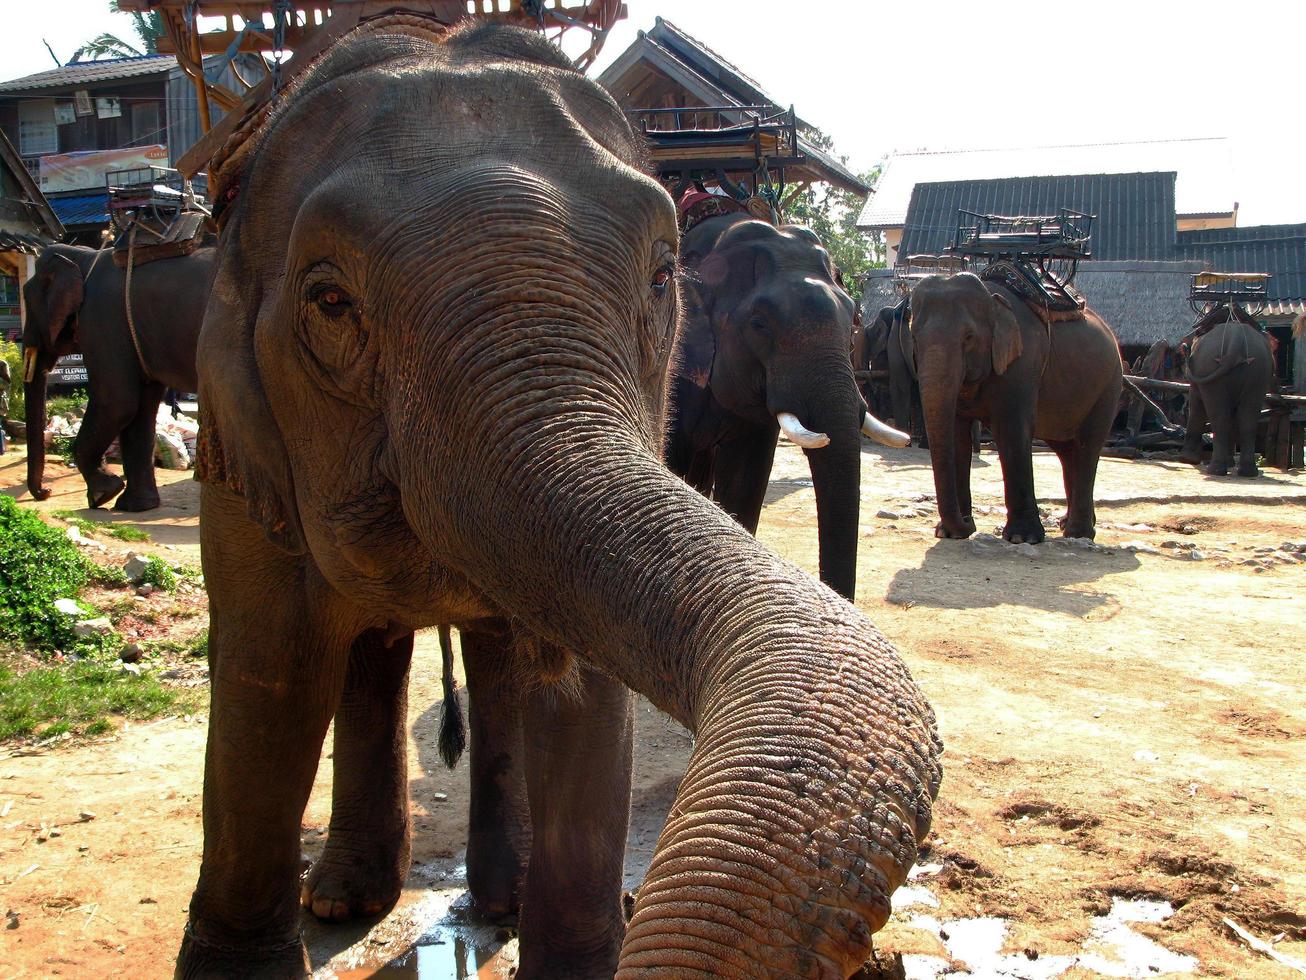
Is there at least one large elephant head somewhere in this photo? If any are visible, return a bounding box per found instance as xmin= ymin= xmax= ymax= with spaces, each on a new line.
xmin=680 ymin=216 xmax=907 ymax=598
xmin=21 ymin=245 xmax=87 ymax=500
xmin=906 ymin=273 xmax=1022 ymax=536
xmin=198 ymin=21 xmax=938 ymax=976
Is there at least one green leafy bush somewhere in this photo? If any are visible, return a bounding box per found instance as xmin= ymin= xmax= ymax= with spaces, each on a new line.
xmin=139 ymin=555 xmax=177 ymax=591
xmin=46 ymin=390 xmax=88 ymax=421
xmin=0 ymin=340 xmax=21 ymax=421
xmin=0 ymin=495 xmax=87 ymax=651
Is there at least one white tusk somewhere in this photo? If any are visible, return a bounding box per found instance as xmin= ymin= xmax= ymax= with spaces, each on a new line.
xmin=861 ymin=411 xmax=911 ymax=447
xmin=777 ymin=412 xmax=830 ymax=449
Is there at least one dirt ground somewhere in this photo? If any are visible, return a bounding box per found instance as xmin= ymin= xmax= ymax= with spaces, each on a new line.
xmin=1 ymin=442 xmax=1304 ymax=979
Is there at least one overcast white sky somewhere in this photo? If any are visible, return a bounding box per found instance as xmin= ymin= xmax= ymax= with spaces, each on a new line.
xmin=5 ymin=0 xmax=1304 ymax=224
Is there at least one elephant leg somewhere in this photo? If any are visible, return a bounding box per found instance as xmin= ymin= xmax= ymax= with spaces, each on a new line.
xmin=113 ymin=381 xmax=165 ymax=511
xmin=302 ymin=628 xmax=414 ymax=922
xmin=684 ymin=448 xmax=716 ymax=498
xmin=711 ymin=429 xmax=777 ymax=535
xmin=950 ymin=415 xmax=976 ymax=534
xmin=1235 ymin=394 xmax=1261 ymax=477
xmin=516 ymin=660 xmax=633 ymax=980
xmin=991 ymin=413 xmax=1043 ymax=543
xmin=1059 ymin=394 xmax=1116 ymax=539
xmin=1202 ymin=385 xmax=1235 ymax=476
xmin=72 ymin=395 xmax=132 ymax=509
xmin=913 ymin=383 xmax=930 ymax=450
xmin=178 ymin=487 xmax=354 ymax=978
xmin=463 ymin=624 xmax=530 ymax=923
xmin=1180 ymin=386 xmax=1208 ymax=465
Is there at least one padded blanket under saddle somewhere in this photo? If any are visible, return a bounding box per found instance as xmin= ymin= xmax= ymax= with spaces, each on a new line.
xmin=113 ymin=211 xmax=209 ymax=269
xmin=981 ymin=259 xmax=1084 ymax=318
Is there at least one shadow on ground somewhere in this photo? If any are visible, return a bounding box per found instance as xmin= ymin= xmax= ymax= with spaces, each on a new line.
xmin=886 ymin=539 xmax=1141 ymax=618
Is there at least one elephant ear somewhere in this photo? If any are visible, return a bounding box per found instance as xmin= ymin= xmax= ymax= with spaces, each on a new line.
xmin=898 ymin=304 xmax=916 ymax=373
xmin=193 ymin=248 xmax=306 ymax=554
xmin=26 ymin=252 xmax=84 ymax=350
xmin=989 ymin=291 xmax=1023 ymax=375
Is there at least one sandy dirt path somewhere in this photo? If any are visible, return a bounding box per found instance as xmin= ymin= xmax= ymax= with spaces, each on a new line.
xmin=1 ymin=443 xmax=1303 ymax=978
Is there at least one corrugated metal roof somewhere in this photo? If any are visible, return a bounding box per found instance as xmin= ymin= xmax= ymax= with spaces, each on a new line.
xmin=857 ymin=137 xmax=1235 ymax=229
xmin=48 ymin=192 xmax=109 ymax=227
xmin=0 ymin=56 xmax=177 ymax=94
xmin=1177 ymin=223 xmax=1306 ymax=306
xmin=898 ymin=172 xmax=1178 ymax=261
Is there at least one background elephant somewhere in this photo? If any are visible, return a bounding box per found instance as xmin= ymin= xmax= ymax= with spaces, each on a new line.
xmin=179 ymin=22 xmax=939 ymax=980
xmin=908 ymin=272 xmax=1123 ymax=542
xmin=665 ymin=212 xmax=907 ymax=600
xmin=864 ymin=299 xmax=928 ymax=448
xmin=22 ymin=243 xmax=214 ymax=509
xmin=1180 ymin=306 xmax=1273 ymax=476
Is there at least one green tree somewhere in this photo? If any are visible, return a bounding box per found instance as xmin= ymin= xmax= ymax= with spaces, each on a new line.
xmin=784 ymin=127 xmax=885 ymax=300
xmin=71 ymin=2 xmax=164 ymax=61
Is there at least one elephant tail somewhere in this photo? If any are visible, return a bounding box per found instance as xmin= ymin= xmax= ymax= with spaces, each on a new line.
xmin=437 ymin=624 xmax=466 ymax=769
xmin=1186 ymin=322 xmax=1254 ymax=386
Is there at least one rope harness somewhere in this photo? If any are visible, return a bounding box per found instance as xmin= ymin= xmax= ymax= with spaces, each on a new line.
xmin=123 ymin=224 xmax=151 ymax=379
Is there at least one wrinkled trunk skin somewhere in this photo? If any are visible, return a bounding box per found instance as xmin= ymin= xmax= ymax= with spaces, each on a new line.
xmin=798 ymin=366 xmax=864 ymax=601
xmin=918 ymin=352 xmax=971 ymax=537
xmin=398 ymin=300 xmax=940 ymax=979
xmin=24 ymin=363 xmax=50 ymax=501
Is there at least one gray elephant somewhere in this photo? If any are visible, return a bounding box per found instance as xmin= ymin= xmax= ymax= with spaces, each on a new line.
xmin=176 ymin=20 xmax=940 ymax=980
xmin=22 ymin=243 xmax=214 ymax=509
xmin=908 ymin=273 xmax=1123 ymax=542
xmin=862 ymin=298 xmax=927 ymax=448
xmin=1180 ymin=305 xmax=1273 ymax=476
xmin=665 ymin=213 xmax=907 ymax=600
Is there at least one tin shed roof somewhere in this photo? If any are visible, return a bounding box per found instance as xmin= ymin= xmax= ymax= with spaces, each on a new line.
xmin=0 ymin=55 xmax=177 ymax=94
xmin=897 ymin=172 xmax=1178 ymax=261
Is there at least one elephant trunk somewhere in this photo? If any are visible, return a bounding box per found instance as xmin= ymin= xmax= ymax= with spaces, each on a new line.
xmin=402 ymin=399 xmax=939 ymax=979
xmin=918 ymin=351 xmax=969 ymax=536
xmin=23 ymin=350 xmax=51 ymax=501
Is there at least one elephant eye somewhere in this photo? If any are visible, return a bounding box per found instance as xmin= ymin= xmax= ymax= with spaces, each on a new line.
xmin=651 ymin=264 xmax=675 ymax=297
xmin=311 ymin=283 xmax=353 ymax=318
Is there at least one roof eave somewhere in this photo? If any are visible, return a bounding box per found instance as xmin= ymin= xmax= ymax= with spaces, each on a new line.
xmin=0 ymin=129 xmax=65 ymax=241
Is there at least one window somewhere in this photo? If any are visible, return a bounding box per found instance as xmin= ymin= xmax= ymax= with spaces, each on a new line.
xmin=131 ymin=101 xmax=162 ymax=145
xmin=18 ymin=100 xmax=57 ymax=157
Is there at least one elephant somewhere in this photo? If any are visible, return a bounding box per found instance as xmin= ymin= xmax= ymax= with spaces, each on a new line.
xmin=1179 ymin=306 xmax=1273 ymax=476
xmin=861 ymin=299 xmax=927 ymax=449
xmin=908 ymin=272 xmax=1123 ymax=543
xmin=176 ymin=20 xmax=940 ymax=980
xmin=665 ymin=212 xmax=908 ymax=601
xmin=21 ymin=242 xmax=214 ymax=510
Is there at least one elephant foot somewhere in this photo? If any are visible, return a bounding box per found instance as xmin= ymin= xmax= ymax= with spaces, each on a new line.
xmin=467 ymin=848 xmax=523 ymax=925
xmin=1236 ymin=464 xmax=1261 ymax=478
xmin=1178 ymin=449 xmax=1203 ymax=465
xmin=1003 ymin=515 xmax=1046 ymax=545
xmin=1061 ymin=520 xmax=1096 ymax=540
xmin=87 ymin=472 xmax=125 ymax=510
xmin=175 ymin=924 xmax=309 ymax=979
xmin=300 ymin=833 xmax=408 ymax=923
xmin=112 ymin=490 xmax=162 ymax=512
xmin=1204 ymin=462 xmax=1229 ymax=477
xmin=933 ymin=516 xmax=976 ymax=540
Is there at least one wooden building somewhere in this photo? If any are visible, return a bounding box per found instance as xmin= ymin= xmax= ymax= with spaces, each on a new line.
xmin=0 ymin=52 xmax=264 ymax=242
xmin=0 ymin=128 xmax=64 ymax=343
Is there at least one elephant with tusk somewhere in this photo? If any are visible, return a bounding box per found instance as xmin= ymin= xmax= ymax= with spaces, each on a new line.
xmin=665 ymin=213 xmax=908 ymax=602
xmin=176 ymin=20 xmax=940 ymax=980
